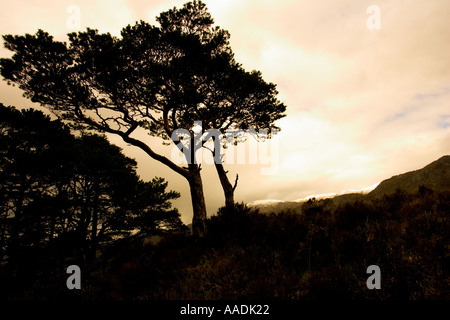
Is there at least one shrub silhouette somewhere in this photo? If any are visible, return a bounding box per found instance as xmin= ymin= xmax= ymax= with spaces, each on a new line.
xmin=2 ymin=189 xmax=448 ymax=299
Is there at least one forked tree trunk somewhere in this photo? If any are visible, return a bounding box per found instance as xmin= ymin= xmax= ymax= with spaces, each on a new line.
xmin=214 ymin=162 xmax=236 ymax=210
xmin=120 ymin=133 xmax=209 ymax=237
xmin=208 ymin=134 xmax=237 ymax=211
xmin=188 ymin=164 xmax=207 ymax=237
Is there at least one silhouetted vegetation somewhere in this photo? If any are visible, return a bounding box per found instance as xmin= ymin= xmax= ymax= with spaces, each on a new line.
xmin=2 ymin=171 xmax=447 ymax=299
xmin=0 ymin=0 xmax=286 ymax=236
xmin=0 ymin=0 xmax=448 ymax=302
xmin=0 ymin=104 xmax=186 ymax=298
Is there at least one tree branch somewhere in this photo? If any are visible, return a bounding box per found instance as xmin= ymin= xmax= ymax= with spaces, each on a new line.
xmin=73 ymin=104 xmax=190 ymax=179
xmin=120 ymin=133 xmax=191 ymax=179
xmin=232 ymin=174 xmax=239 ymax=191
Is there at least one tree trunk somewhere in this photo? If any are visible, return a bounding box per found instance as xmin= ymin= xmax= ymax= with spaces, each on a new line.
xmin=214 ymin=162 xmax=236 ymax=210
xmin=188 ymin=164 xmax=207 ymax=237
xmin=121 ymin=130 xmax=209 ymax=237
xmin=89 ymin=178 xmax=99 ymax=262
xmin=8 ymin=180 xmax=26 ymax=267
xmin=11 ymin=184 xmax=25 ymax=245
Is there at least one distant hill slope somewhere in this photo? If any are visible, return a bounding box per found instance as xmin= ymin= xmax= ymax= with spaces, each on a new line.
xmin=250 ymin=201 xmax=303 ymax=214
xmin=368 ymin=155 xmax=450 ymax=198
xmin=250 ymin=155 xmax=450 ymax=214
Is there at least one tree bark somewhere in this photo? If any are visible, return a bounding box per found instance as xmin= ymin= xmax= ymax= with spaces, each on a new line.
xmin=76 ymin=113 xmax=210 ymax=237
xmin=120 ymin=132 xmax=208 ymax=237
xmin=187 ymin=164 xmax=207 ymax=237
xmin=214 ymin=162 xmax=236 ymax=210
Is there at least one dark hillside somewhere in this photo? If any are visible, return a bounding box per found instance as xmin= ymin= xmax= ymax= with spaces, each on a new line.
xmin=2 ymin=191 xmax=448 ymax=300
xmin=251 ymin=155 xmax=450 ymax=214
xmin=368 ymin=155 xmax=450 ymax=198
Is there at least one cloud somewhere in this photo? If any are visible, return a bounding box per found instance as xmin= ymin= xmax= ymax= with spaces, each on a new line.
xmin=1 ymin=0 xmax=449 ymax=222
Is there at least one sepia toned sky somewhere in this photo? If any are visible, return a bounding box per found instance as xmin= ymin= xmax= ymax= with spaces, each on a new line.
xmin=1 ymin=0 xmax=449 ymax=224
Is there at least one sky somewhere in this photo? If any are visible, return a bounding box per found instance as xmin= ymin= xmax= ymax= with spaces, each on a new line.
xmin=1 ymin=0 xmax=449 ymax=224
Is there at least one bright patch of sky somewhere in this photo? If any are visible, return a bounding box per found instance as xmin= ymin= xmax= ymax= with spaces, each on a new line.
xmin=1 ymin=0 xmax=449 ymax=223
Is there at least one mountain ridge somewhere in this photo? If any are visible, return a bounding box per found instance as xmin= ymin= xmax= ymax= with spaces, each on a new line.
xmin=250 ymin=155 xmax=450 ymax=214
xmin=367 ymin=155 xmax=450 ymax=198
